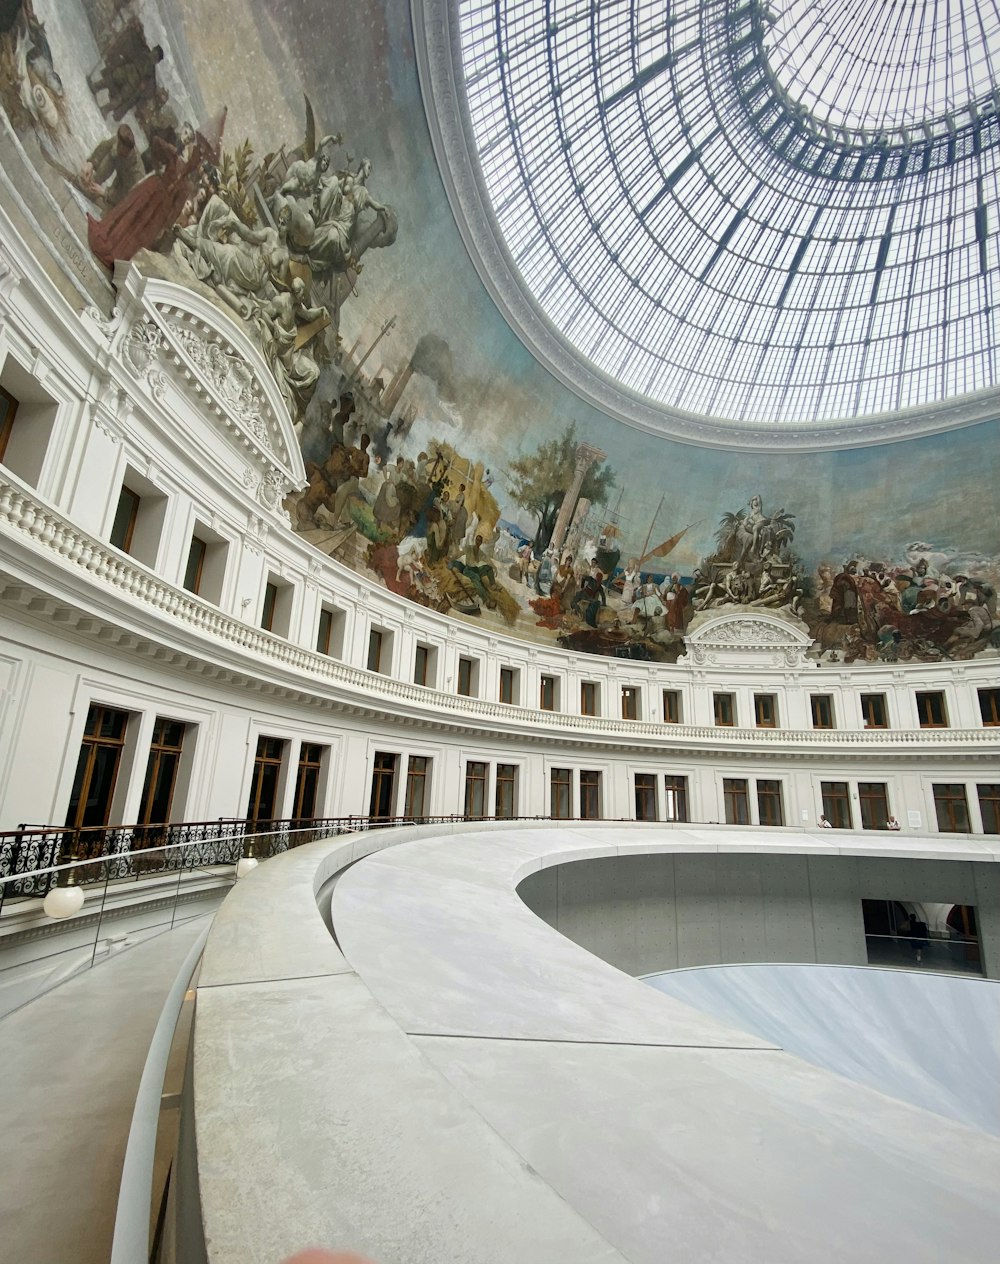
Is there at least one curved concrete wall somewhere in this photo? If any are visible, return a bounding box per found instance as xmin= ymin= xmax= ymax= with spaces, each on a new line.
xmin=519 ymin=848 xmax=1000 ymax=978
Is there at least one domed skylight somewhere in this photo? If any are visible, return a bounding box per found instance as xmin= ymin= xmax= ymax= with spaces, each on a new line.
xmin=446 ymin=0 xmax=1000 ymax=434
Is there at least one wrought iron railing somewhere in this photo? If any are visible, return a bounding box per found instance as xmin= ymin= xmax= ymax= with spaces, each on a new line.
xmin=0 ymin=813 xmax=561 ymax=912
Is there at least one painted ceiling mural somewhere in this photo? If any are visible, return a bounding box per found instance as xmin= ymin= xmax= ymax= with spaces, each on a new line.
xmin=1 ymin=0 xmax=998 ymax=665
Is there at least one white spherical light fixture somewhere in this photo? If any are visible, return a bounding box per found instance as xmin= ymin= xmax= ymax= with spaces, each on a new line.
xmin=43 ymin=884 xmax=85 ymax=919
xmin=235 ymin=856 xmax=259 ymax=879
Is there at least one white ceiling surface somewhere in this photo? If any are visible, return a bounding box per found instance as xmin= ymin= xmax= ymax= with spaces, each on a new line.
xmin=331 ymin=825 xmax=1000 ymax=1263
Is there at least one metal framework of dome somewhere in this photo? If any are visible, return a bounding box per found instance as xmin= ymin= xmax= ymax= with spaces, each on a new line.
xmin=420 ymin=0 xmax=1000 ymax=439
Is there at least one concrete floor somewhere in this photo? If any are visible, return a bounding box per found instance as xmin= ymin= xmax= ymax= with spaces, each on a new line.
xmin=0 ymin=915 xmax=214 ymax=1264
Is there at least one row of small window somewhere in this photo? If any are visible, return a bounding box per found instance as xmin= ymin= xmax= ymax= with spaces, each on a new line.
xmin=65 ymin=704 xmax=328 ymax=831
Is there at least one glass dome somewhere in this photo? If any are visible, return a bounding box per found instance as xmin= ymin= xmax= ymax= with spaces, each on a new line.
xmin=453 ymin=0 xmax=1000 ymax=431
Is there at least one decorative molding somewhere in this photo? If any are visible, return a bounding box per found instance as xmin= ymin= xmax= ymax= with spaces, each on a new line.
xmin=685 ymin=612 xmax=813 ymax=669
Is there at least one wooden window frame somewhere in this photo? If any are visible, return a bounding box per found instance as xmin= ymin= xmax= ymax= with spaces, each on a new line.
xmin=810 ymin=694 xmax=834 ymax=729
xmin=916 ymin=691 xmax=948 ymax=728
xmin=413 ymin=644 xmax=431 ymax=687
xmin=550 ymin=767 xmax=572 ymax=819
xmin=292 ymin=743 xmax=325 ymax=820
xmin=367 ymin=628 xmax=384 ymax=673
xmin=457 ymin=657 xmax=475 ymax=697
xmin=756 ymin=778 xmax=785 ymax=826
xmin=713 ymin=692 xmax=736 ymax=727
xmin=183 ymin=535 xmax=207 ymax=595
xmin=247 ymin=736 xmax=285 ymax=822
xmin=464 ymin=760 xmax=488 ymax=819
xmin=977 ymin=783 xmax=1000 ymax=834
xmin=662 ymin=690 xmax=681 ymax=724
xmin=860 ymin=693 xmax=888 ymax=729
xmin=634 ymin=772 xmax=658 ymax=821
xmin=110 ymin=485 xmax=141 ymax=554
xmin=404 ymin=755 xmax=430 ymax=819
xmin=495 ymin=763 xmax=517 ymax=818
xmin=754 ymin=693 xmax=777 ymax=728
xmin=932 ymin=783 xmax=970 ymax=833
xmin=723 ymin=777 xmax=750 ymax=825
xmin=621 ymin=686 xmax=639 ymax=721
xmin=579 ymin=769 xmax=601 ymax=820
xmin=66 ymin=704 xmax=130 ymax=831
xmin=0 ymin=384 xmax=18 ymax=462
xmin=580 ymin=681 xmax=598 ymax=717
xmin=139 ymin=717 xmax=186 ymax=826
xmin=540 ymin=675 xmax=556 ymax=711
xmin=499 ymin=666 xmax=515 ymax=704
xmin=858 ymin=781 xmax=890 ymax=830
xmin=978 ymin=688 xmax=1000 ymax=726
xmin=820 ymin=781 xmax=853 ymax=829
xmin=663 ymin=774 xmax=688 ymax=822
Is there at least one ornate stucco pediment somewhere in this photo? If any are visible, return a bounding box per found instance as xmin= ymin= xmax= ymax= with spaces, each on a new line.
xmin=684 ymin=611 xmax=814 ymax=668
xmin=92 ymin=264 xmax=306 ymax=497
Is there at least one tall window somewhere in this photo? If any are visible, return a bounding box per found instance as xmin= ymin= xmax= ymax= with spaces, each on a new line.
xmin=858 ymin=782 xmax=890 ymax=830
xmin=662 ymin=690 xmax=680 ymax=723
xmin=369 ymin=751 xmax=398 ymax=820
xmin=916 ymin=691 xmax=948 ymax=728
xmin=0 ymin=384 xmax=17 ymax=462
xmin=756 ymin=779 xmax=784 ymax=826
xmin=139 ymin=718 xmax=186 ymax=825
xmin=820 ymin=781 xmax=852 ymax=829
xmin=933 ymin=784 xmax=970 ymax=832
xmin=457 ymin=657 xmax=475 ymax=697
xmin=182 ymin=536 xmax=207 ymax=595
xmin=464 ymin=761 xmax=488 ymax=818
xmin=810 ymin=695 xmax=834 ymax=729
xmin=261 ymin=582 xmax=279 ymax=632
xmin=621 ymin=687 xmax=639 ymax=720
xmin=664 ymin=775 xmax=688 ymax=822
xmin=247 ymin=737 xmax=285 ymax=822
xmin=551 ymin=767 xmax=572 ymax=819
xmin=65 ymin=704 xmax=129 ymax=830
xmin=293 ymin=743 xmax=325 ymax=820
xmin=714 ymin=693 xmax=735 ymax=726
xmin=495 ymin=763 xmax=517 ymax=818
xmin=634 ymin=773 xmax=657 ymax=821
xmin=860 ymin=693 xmax=888 ymax=729
xmin=109 ymin=485 xmax=140 ymax=553
xmin=404 ymin=755 xmax=430 ymax=819
xmin=367 ymin=628 xmax=384 ymax=673
xmin=539 ymin=675 xmax=556 ymax=711
xmin=754 ymin=694 xmax=777 ymax=728
xmin=723 ymin=778 xmax=750 ymax=825
xmin=317 ymin=608 xmax=335 ymax=656
xmin=581 ymin=681 xmax=598 ymax=716
xmin=579 ymin=770 xmax=601 ymax=819
xmin=978 ymin=784 xmax=1000 ymax=833
xmin=414 ymin=644 xmax=431 ymax=686
xmin=499 ymin=666 xmax=515 ymax=703
xmin=978 ymin=688 xmax=1000 ymax=726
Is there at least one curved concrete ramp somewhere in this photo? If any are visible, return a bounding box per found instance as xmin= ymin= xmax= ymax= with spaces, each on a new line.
xmin=646 ymin=964 xmax=1000 ymax=1136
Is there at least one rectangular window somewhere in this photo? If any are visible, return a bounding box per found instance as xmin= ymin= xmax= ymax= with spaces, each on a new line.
xmin=499 ymin=666 xmax=515 ymax=704
xmin=664 ymin=775 xmax=689 ymax=822
xmin=714 ymin=693 xmax=736 ymax=726
xmin=662 ymin=690 xmax=681 ymax=723
xmin=621 ymin=686 xmax=639 ymax=720
xmin=979 ymin=688 xmax=1000 ymax=726
xmin=182 ymin=536 xmax=207 ymax=595
xmin=247 ymin=736 xmax=285 ymax=822
xmin=369 ymin=751 xmax=399 ymax=820
xmin=810 ymin=694 xmax=834 ymax=729
xmin=457 ymin=657 xmax=476 ymax=697
xmin=495 ymin=763 xmax=517 ymax=818
xmin=933 ymin=784 xmax=970 ymax=832
xmin=540 ymin=675 xmax=556 ymax=711
xmin=414 ymin=644 xmax=431 ymax=686
xmin=820 ymin=781 xmax=853 ymax=829
xmin=579 ymin=770 xmax=602 ymax=819
xmin=860 ymin=693 xmax=888 ymax=729
xmin=977 ymin=784 xmax=1000 ymax=834
xmin=634 ymin=773 xmax=658 ymax=821
xmin=464 ymin=761 xmax=488 ymax=819
xmin=551 ymin=767 xmax=572 ymax=819
xmin=0 ymin=384 xmax=17 ymax=462
xmin=139 ymin=717 xmax=186 ymax=825
xmin=754 ymin=694 xmax=777 ymax=728
xmin=858 ymin=782 xmax=890 ymax=830
xmin=367 ymin=628 xmax=384 ymax=673
xmin=110 ymin=485 xmax=140 ymax=553
xmin=756 ymin=779 xmax=785 ymax=826
xmin=404 ymin=755 xmax=430 ymax=819
xmin=580 ymin=681 xmax=598 ymax=716
xmin=65 ymin=704 xmax=130 ymax=830
xmin=723 ymin=778 xmax=750 ymax=825
xmin=292 ymin=743 xmax=325 ymax=820
xmin=316 ymin=607 xmax=335 ymax=656
xmin=916 ymin=691 xmax=948 ymax=728
xmin=261 ymin=582 xmax=279 ymax=632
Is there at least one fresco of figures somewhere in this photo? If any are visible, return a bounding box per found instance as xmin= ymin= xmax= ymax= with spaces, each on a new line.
xmin=1 ymin=1 xmax=997 ymax=666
